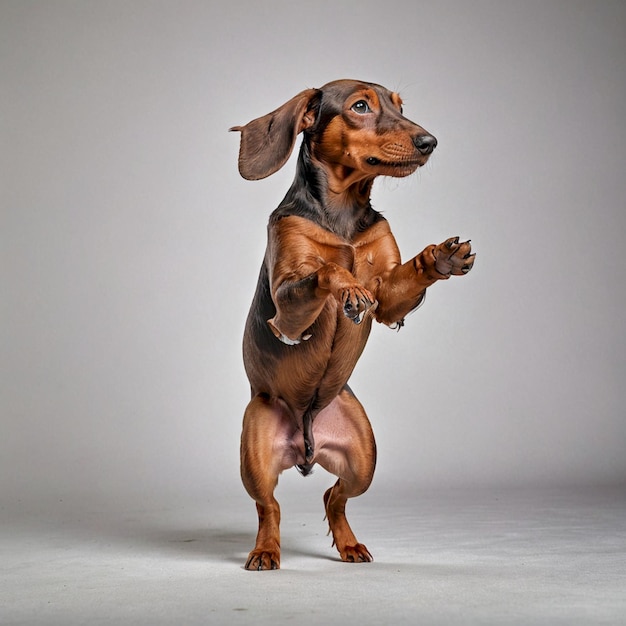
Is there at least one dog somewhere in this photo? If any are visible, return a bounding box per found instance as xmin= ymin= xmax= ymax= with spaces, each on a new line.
xmin=231 ymin=79 xmax=475 ymax=570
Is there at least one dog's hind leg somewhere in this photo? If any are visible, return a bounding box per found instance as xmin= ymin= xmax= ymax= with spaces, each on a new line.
xmin=240 ymin=394 xmax=297 ymax=570
xmin=314 ymin=387 xmax=377 ymax=562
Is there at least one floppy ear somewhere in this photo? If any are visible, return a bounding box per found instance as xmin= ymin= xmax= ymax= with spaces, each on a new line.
xmin=230 ymin=88 xmax=320 ymax=181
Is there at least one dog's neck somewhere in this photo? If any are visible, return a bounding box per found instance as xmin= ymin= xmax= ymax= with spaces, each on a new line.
xmin=280 ymin=143 xmax=377 ymax=241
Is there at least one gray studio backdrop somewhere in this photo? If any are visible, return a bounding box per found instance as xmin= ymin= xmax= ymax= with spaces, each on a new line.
xmin=2 ymin=0 xmax=625 ymax=501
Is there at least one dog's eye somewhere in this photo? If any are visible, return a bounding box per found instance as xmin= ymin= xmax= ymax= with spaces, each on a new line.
xmin=351 ymin=100 xmax=371 ymax=114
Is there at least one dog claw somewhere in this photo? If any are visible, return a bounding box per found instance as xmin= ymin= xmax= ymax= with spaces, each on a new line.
xmin=245 ymin=551 xmax=280 ymax=571
xmin=341 ymin=287 xmax=373 ymax=323
xmin=435 ymin=237 xmax=475 ymax=278
xmin=339 ymin=543 xmax=373 ymax=563
xmin=462 ymin=253 xmax=476 ymax=273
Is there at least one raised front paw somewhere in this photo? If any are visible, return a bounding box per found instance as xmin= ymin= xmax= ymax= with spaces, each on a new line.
xmin=433 ymin=237 xmax=475 ymax=278
xmin=340 ymin=286 xmax=375 ymax=324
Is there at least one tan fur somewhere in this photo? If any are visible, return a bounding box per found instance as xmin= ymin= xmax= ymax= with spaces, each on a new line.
xmin=232 ymin=79 xmax=475 ymax=570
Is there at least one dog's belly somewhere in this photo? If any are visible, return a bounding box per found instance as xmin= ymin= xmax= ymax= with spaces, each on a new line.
xmin=245 ymin=299 xmax=372 ymax=418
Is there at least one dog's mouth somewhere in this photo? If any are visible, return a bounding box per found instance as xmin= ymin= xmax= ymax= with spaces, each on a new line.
xmin=365 ymin=156 xmax=425 ymax=175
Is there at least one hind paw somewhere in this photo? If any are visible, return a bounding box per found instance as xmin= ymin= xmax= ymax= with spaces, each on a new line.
xmin=339 ymin=543 xmax=373 ymax=563
xmin=245 ymin=549 xmax=280 ymax=571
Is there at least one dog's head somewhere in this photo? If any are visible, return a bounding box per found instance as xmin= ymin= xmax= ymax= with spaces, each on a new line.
xmin=231 ymin=79 xmax=437 ymax=183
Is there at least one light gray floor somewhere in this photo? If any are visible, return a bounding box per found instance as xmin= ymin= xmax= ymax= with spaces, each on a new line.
xmin=3 ymin=477 xmax=626 ymax=625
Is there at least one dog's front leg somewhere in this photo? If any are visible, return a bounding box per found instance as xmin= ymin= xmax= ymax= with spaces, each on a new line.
xmin=268 ymin=263 xmax=375 ymax=344
xmin=375 ymin=237 xmax=475 ymax=326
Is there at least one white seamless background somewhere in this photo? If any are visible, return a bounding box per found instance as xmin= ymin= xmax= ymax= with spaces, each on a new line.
xmin=1 ymin=0 xmax=625 ymax=501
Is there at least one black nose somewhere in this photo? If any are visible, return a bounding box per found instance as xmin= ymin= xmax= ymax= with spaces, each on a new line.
xmin=414 ymin=134 xmax=438 ymax=155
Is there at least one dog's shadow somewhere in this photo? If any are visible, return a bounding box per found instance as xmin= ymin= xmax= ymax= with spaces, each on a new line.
xmin=78 ymin=513 xmax=337 ymax=567
xmin=147 ymin=526 xmax=337 ymax=566
xmin=152 ymin=527 xmax=255 ymax=566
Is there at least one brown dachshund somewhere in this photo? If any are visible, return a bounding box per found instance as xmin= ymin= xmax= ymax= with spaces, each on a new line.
xmin=231 ymin=79 xmax=475 ymax=570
